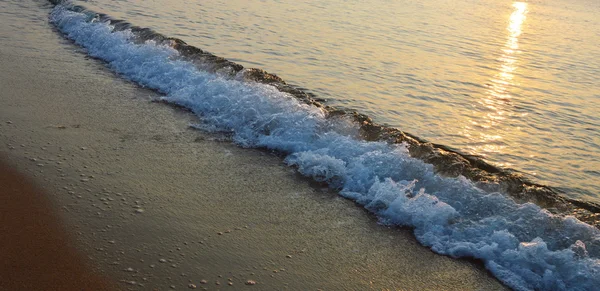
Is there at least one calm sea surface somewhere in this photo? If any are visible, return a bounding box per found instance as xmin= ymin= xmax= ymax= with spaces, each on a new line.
xmin=73 ymin=0 xmax=600 ymax=203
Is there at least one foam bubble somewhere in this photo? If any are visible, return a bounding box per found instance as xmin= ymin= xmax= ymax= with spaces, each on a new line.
xmin=51 ymin=5 xmax=600 ymax=290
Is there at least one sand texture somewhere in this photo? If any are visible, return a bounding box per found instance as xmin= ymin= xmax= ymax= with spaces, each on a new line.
xmin=0 ymin=158 xmax=115 ymax=290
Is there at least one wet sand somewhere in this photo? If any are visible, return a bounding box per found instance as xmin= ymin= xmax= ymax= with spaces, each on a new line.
xmin=0 ymin=1 xmax=507 ymax=290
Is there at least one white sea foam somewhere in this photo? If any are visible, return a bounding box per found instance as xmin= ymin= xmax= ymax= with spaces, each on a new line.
xmin=51 ymin=5 xmax=600 ymax=290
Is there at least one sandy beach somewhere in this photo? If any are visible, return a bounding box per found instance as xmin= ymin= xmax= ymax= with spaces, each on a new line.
xmin=0 ymin=158 xmax=114 ymax=290
xmin=0 ymin=1 xmax=507 ymax=290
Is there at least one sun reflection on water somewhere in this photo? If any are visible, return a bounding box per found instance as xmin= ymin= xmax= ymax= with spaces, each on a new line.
xmin=462 ymin=2 xmax=528 ymax=164
xmin=492 ymin=1 xmax=527 ymax=100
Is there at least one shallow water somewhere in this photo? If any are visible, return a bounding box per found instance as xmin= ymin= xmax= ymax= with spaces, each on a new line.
xmin=71 ymin=0 xmax=599 ymax=203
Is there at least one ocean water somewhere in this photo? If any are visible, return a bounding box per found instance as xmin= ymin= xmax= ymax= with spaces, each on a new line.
xmin=67 ymin=0 xmax=600 ymax=204
xmin=45 ymin=0 xmax=600 ymax=290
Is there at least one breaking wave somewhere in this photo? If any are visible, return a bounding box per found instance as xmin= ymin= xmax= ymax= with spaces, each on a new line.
xmin=49 ymin=2 xmax=600 ymax=290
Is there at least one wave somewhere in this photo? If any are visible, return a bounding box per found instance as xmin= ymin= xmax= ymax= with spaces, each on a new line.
xmin=48 ymin=2 xmax=600 ymax=290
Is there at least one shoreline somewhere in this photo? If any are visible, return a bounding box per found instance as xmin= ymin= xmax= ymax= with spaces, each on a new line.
xmin=0 ymin=1 xmax=507 ymax=290
xmin=52 ymin=1 xmax=600 ymax=225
